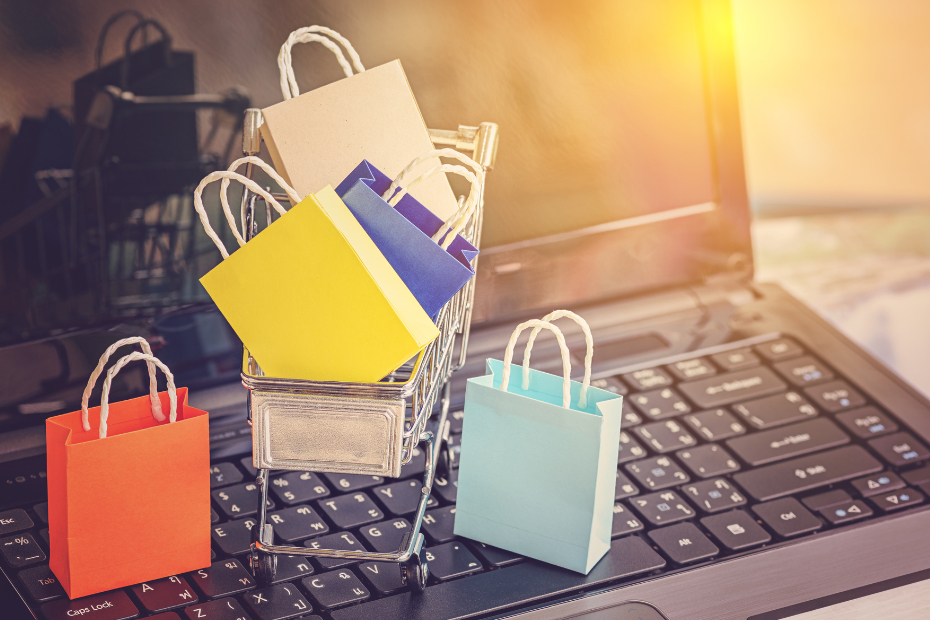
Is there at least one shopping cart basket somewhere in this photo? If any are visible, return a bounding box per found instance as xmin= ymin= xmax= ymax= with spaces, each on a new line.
xmin=234 ymin=109 xmax=499 ymax=591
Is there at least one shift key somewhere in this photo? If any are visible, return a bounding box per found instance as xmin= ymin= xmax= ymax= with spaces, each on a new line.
xmin=678 ymin=367 xmax=786 ymax=409
xmin=734 ymin=445 xmax=882 ymax=501
xmin=41 ymin=590 xmax=139 ymax=620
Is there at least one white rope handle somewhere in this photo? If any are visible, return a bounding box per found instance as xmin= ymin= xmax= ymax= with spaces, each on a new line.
xmin=386 ymin=164 xmax=479 ymax=250
xmin=278 ymin=26 xmax=365 ymax=100
xmin=81 ymin=337 xmax=163 ymax=432
xmin=98 ymin=352 xmax=177 ymax=439
xmin=193 ymin=171 xmax=290 ymax=259
xmin=220 ymin=156 xmax=302 ymax=246
xmin=523 ymin=311 xmax=594 ymax=408
xmin=501 ymin=320 xmax=572 ymax=408
xmin=383 ymin=149 xmax=485 ymax=248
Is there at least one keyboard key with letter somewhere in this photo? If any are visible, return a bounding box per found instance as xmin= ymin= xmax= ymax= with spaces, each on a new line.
xmin=678 ymin=367 xmax=785 ymax=409
xmin=732 ymin=392 xmax=817 ymax=430
xmin=726 ymin=418 xmax=849 ymax=466
xmin=424 ymin=542 xmax=484 ymax=581
xmin=302 ymin=569 xmax=370 ymax=610
xmin=836 ymin=407 xmax=897 ymax=438
xmin=243 ymin=583 xmax=312 ymax=620
xmin=751 ymin=498 xmax=821 ymax=538
xmin=131 ymin=575 xmax=198 ymax=613
xmin=183 ymin=597 xmax=251 ymax=620
xmin=803 ymin=380 xmax=866 ymax=413
xmin=773 ymin=356 xmax=834 ymax=386
xmin=682 ymin=478 xmax=746 ymax=513
xmin=868 ymin=432 xmax=930 ymax=466
xmin=648 ymin=522 xmax=719 ymax=565
xmin=611 ymin=502 xmax=645 ymax=537
xmin=630 ymin=490 xmax=695 ymax=526
xmin=188 ymin=559 xmax=255 ymax=599
xmin=41 ymin=590 xmax=138 ymax=620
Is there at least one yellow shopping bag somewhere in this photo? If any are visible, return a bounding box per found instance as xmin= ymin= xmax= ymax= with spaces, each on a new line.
xmin=193 ymin=158 xmax=439 ymax=383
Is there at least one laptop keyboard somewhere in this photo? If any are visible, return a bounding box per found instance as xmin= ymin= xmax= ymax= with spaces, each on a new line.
xmin=4 ymin=336 xmax=930 ymax=620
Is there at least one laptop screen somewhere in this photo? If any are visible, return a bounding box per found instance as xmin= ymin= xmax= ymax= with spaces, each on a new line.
xmin=0 ymin=0 xmax=749 ymax=431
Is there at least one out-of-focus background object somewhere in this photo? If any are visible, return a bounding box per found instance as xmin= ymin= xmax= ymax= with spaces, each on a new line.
xmin=1 ymin=0 xmax=928 ymax=395
xmin=732 ymin=0 xmax=930 ymax=396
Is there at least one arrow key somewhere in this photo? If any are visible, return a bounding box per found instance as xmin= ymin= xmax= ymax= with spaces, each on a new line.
xmin=819 ymin=500 xmax=872 ymax=525
xmin=851 ymin=472 xmax=905 ymax=498
xmin=870 ymin=487 xmax=924 ymax=512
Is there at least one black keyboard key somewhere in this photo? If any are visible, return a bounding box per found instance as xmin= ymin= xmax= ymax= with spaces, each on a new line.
xmin=870 ymin=487 xmax=924 ymax=512
xmin=903 ymin=465 xmax=930 ymax=486
xmin=424 ymin=542 xmax=484 ymax=581
xmin=802 ymin=489 xmax=852 ymax=511
xmin=622 ymin=404 xmax=644 ymax=428
xmin=667 ymin=357 xmax=717 ymax=381
xmin=631 ymin=490 xmax=695 ymax=526
xmin=852 ymin=472 xmax=905 ymax=497
xmin=267 ymin=555 xmax=315 ymax=584
xmin=188 ymin=559 xmax=256 ymax=599
xmin=681 ymin=478 xmax=746 ymax=513
xmin=755 ymin=338 xmax=804 ymax=361
xmin=212 ymin=482 xmax=268 ymax=519
xmin=711 ymin=348 xmax=760 ymax=371
xmin=33 ymin=502 xmax=49 ymax=524
xmin=684 ymin=409 xmax=746 ymax=441
xmin=869 ymin=432 xmax=930 ymax=466
xmin=318 ymin=493 xmax=383 ymax=529
xmin=358 ymin=518 xmax=411 ymax=553
xmin=626 ymin=456 xmax=689 ymax=490
xmin=738 ymin=446 xmax=881 ymax=502
xmin=701 ymin=509 xmax=771 ymax=550
xmin=239 ymin=457 xmax=258 ymax=477
xmin=422 ymin=505 xmax=457 ymax=544
xmin=244 ymin=583 xmax=312 ymax=620
xmin=836 ymin=406 xmax=898 ymax=438
xmin=304 ymin=532 xmax=365 ymax=570
xmin=328 ymin=536 xmax=666 ymax=620
xmin=39 ymin=527 xmax=49 ymax=547
xmin=611 ymin=502 xmax=645 ymax=537
xmin=622 ymin=368 xmax=673 ymax=390
xmin=17 ymin=564 xmax=65 ymax=602
xmin=679 ymin=367 xmax=785 ymax=409
xmin=212 ymin=517 xmax=257 ymax=556
xmin=820 ymin=500 xmax=872 ymax=525
xmin=1 ymin=531 xmax=45 ymax=567
xmin=210 ymin=463 xmax=244 ymax=489
xmin=131 ymin=575 xmax=198 ymax=612
xmin=433 ymin=470 xmax=459 ymax=503
xmin=183 ymin=597 xmax=251 ymax=620
xmin=302 ymin=569 xmax=370 ymax=609
xmin=269 ymin=472 xmax=330 ymax=505
xmin=630 ymin=387 xmax=691 ymax=420
xmin=726 ymin=418 xmax=849 ymax=466
xmin=0 ymin=509 xmax=33 ymax=535
xmin=322 ymin=473 xmax=385 ymax=493
xmin=752 ymin=498 xmax=822 ymax=538
xmin=358 ymin=562 xmax=407 ymax=595
xmin=774 ymin=356 xmax=834 ymax=386
xmin=373 ymin=479 xmax=437 ymax=516
xmin=268 ymin=505 xmax=329 ymax=542
xmin=41 ymin=590 xmax=138 ymax=620
xmin=676 ymin=444 xmax=740 ymax=478
xmin=467 ymin=542 xmax=522 ymax=567
xmin=733 ymin=391 xmax=818 ymax=430
xmin=648 ymin=522 xmax=719 ymax=565
xmin=617 ymin=431 xmax=648 ymax=464
xmin=634 ymin=420 xmax=696 ymax=453
xmin=211 ymin=508 xmax=220 ymax=524
xmin=804 ymin=380 xmax=866 ymax=413
xmin=590 ymin=376 xmax=628 ymax=395
xmin=615 ymin=471 xmax=639 ymax=500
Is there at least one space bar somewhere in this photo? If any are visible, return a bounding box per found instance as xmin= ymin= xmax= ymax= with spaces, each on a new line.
xmin=330 ymin=536 xmax=665 ymax=620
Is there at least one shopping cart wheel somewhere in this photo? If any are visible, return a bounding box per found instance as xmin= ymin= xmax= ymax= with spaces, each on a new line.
xmin=250 ymin=525 xmax=277 ymax=584
xmin=401 ymin=534 xmax=429 ymax=593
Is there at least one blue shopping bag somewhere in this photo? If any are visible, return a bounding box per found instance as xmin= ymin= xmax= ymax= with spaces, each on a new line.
xmin=455 ymin=313 xmax=624 ymax=574
xmin=335 ymin=159 xmax=479 ymax=318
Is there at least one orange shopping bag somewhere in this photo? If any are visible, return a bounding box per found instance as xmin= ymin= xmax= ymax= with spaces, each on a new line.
xmin=46 ymin=337 xmax=211 ymax=599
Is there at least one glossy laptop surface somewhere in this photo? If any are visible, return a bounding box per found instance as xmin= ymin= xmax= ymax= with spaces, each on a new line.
xmin=2 ymin=1 xmax=930 ymax=619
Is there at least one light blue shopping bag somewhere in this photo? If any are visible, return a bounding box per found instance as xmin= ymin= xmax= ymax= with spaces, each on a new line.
xmin=454 ymin=314 xmax=623 ymax=574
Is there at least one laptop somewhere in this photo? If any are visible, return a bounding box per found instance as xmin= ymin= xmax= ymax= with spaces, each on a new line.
xmin=2 ymin=0 xmax=930 ymax=618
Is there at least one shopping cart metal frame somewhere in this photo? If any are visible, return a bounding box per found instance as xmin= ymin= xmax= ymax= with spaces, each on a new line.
xmin=234 ymin=108 xmax=498 ymax=591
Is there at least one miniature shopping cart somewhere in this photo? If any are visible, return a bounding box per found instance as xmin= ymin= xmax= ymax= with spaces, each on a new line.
xmin=234 ymin=108 xmax=498 ymax=591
